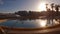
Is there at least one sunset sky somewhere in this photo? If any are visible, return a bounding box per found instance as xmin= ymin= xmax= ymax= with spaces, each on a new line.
xmin=0 ymin=0 xmax=60 ymax=13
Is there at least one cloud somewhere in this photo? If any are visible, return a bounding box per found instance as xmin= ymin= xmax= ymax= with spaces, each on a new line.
xmin=0 ymin=0 xmax=4 ymax=5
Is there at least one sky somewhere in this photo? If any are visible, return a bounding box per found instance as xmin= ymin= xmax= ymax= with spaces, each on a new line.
xmin=0 ymin=0 xmax=60 ymax=13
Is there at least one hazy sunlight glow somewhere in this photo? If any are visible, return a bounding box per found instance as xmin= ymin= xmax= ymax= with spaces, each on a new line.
xmin=38 ymin=3 xmax=46 ymax=11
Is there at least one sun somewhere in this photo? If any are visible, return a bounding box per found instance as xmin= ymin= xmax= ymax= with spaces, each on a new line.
xmin=38 ymin=2 xmax=46 ymax=11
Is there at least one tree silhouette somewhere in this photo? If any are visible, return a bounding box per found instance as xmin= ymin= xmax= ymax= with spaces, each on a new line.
xmin=51 ymin=3 xmax=54 ymax=11
xmin=50 ymin=3 xmax=55 ymax=25
xmin=46 ymin=4 xmax=48 ymax=11
xmin=55 ymin=5 xmax=60 ymax=12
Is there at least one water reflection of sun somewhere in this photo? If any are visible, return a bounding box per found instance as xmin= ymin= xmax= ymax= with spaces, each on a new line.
xmin=37 ymin=19 xmax=47 ymax=27
xmin=40 ymin=20 xmax=47 ymax=27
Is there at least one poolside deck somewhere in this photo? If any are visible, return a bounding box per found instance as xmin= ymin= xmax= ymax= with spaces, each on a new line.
xmin=0 ymin=24 xmax=60 ymax=34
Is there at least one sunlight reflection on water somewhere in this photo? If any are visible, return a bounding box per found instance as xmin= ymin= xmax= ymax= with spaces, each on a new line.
xmin=0 ymin=19 xmax=60 ymax=33
xmin=35 ymin=19 xmax=47 ymax=27
xmin=0 ymin=19 xmax=60 ymax=28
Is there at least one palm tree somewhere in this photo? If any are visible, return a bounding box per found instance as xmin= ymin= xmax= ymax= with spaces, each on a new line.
xmin=50 ymin=3 xmax=54 ymax=25
xmin=55 ymin=5 xmax=60 ymax=12
xmin=46 ymin=4 xmax=48 ymax=11
xmin=55 ymin=5 xmax=60 ymax=21
xmin=51 ymin=3 xmax=54 ymax=11
xmin=46 ymin=4 xmax=51 ymax=25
